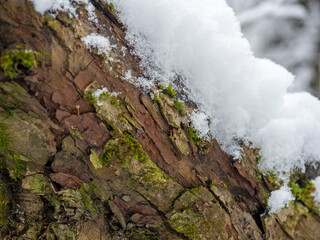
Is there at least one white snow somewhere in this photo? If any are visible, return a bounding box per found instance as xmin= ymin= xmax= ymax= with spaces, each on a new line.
xmin=268 ymin=186 xmax=295 ymax=214
xmin=29 ymin=0 xmax=98 ymax=23
xmin=190 ymin=111 xmax=210 ymax=139
xmin=312 ymin=177 xmax=320 ymax=204
xmin=81 ymin=33 xmax=111 ymax=56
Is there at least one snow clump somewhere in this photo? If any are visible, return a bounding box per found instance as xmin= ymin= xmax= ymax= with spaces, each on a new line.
xmin=112 ymin=0 xmax=320 ymax=212
xmin=268 ymin=186 xmax=295 ymax=213
xmin=81 ymin=33 xmax=111 ymax=56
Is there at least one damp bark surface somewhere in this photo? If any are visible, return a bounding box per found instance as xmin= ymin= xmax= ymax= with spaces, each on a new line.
xmin=0 ymin=1 xmax=320 ymax=239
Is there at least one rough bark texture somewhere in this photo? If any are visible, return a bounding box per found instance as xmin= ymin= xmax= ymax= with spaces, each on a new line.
xmin=0 ymin=1 xmax=320 ymax=239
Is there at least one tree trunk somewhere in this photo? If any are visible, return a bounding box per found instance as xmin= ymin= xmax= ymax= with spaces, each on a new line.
xmin=0 ymin=1 xmax=319 ymax=239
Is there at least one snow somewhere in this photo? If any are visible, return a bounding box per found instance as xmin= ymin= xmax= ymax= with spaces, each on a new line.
xmin=81 ymin=33 xmax=111 ymax=56
xmin=190 ymin=111 xmax=210 ymax=139
xmin=312 ymin=177 xmax=320 ymax=204
xmin=112 ymin=0 xmax=320 ymax=211
xmin=268 ymin=186 xmax=295 ymax=214
xmin=227 ymin=0 xmax=320 ymax=96
xmin=29 ymin=0 xmax=97 ymax=23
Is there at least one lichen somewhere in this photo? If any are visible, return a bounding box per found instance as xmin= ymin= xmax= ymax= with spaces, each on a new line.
xmin=89 ymin=149 xmax=104 ymax=169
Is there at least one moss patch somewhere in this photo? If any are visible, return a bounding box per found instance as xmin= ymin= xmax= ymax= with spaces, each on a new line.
xmin=172 ymin=100 xmax=185 ymax=115
xmin=288 ymin=174 xmax=319 ymax=215
xmin=101 ymin=132 xmax=149 ymax=168
xmin=159 ymin=83 xmax=176 ymax=97
xmin=169 ymin=187 xmax=229 ymax=240
xmin=0 ymin=47 xmax=48 ymax=79
xmin=187 ymin=127 xmax=209 ymax=153
xmin=125 ymin=227 xmax=160 ymax=240
xmin=22 ymin=174 xmax=50 ymax=195
xmin=0 ymin=122 xmax=25 ymax=180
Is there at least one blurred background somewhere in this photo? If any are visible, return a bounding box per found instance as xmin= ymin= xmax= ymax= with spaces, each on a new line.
xmin=227 ymin=0 xmax=320 ymax=97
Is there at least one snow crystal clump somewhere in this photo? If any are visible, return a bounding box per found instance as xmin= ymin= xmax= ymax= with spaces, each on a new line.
xmin=112 ymin=0 xmax=320 ymax=176
xmin=29 ymin=0 xmax=97 ymax=23
xmin=190 ymin=111 xmax=210 ymax=139
xmin=312 ymin=177 xmax=320 ymax=204
xmin=124 ymin=71 xmax=154 ymax=93
xmin=81 ymin=33 xmax=111 ymax=56
xmin=268 ymin=186 xmax=295 ymax=213
xmin=92 ymin=87 xmax=118 ymax=106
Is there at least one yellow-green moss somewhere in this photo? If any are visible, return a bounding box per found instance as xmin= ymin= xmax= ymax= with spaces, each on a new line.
xmin=153 ymin=93 xmax=161 ymax=104
xmin=288 ymin=175 xmax=319 ymax=213
xmin=101 ymin=132 xmax=149 ymax=167
xmin=172 ymin=100 xmax=185 ymax=115
xmin=0 ymin=122 xmax=25 ymax=180
xmin=187 ymin=127 xmax=209 ymax=153
xmin=22 ymin=174 xmax=51 ymax=195
xmin=83 ymin=93 xmax=98 ymax=104
xmin=0 ymin=47 xmax=48 ymax=79
xmin=159 ymin=83 xmax=176 ymax=97
xmin=89 ymin=149 xmax=103 ymax=169
xmin=125 ymin=227 xmax=160 ymax=240
xmin=169 ymin=208 xmax=201 ymax=238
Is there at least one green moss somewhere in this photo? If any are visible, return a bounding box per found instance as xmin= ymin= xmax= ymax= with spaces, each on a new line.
xmin=153 ymin=93 xmax=161 ymax=104
xmin=260 ymin=189 xmax=269 ymax=203
xmin=187 ymin=127 xmax=208 ymax=153
xmin=125 ymin=227 xmax=160 ymax=240
xmin=83 ymin=93 xmax=98 ymax=104
xmin=22 ymin=174 xmax=49 ymax=195
xmin=172 ymin=100 xmax=185 ymax=115
xmin=255 ymin=169 xmax=282 ymax=187
xmin=124 ymin=133 xmax=149 ymax=163
xmin=101 ymin=132 xmax=149 ymax=167
xmin=107 ymin=3 xmax=115 ymax=12
xmin=0 ymin=47 xmax=48 ymax=79
xmin=79 ymin=184 xmax=94 ymax=208
xmin=289 ymin=177 xmax=315 ymax=201
xmin=267 ymin=172 xmax=279 ymax=185
xmin=0 ymin=122 xmax=25 ymax=180
xmin=169 ymin=208 xmax=201 ymax=238
xmin=288 ymin=175 xmax=320 ymax=215
xmin=111 ymin=96 xmax=120 ymax=106
xmin=158 ymin=83 xmax=165 ymax=90
xmin=163 ymin=84 xmax=176 ymax=97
